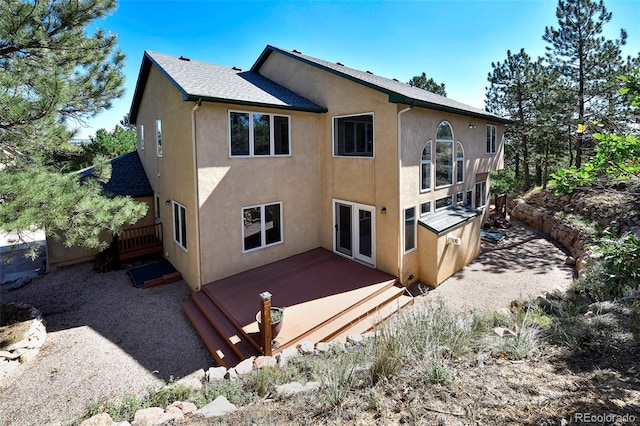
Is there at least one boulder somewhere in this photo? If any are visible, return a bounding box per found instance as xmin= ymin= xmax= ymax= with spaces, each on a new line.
xmin=195 ymin=395 xmax=237 ymax=418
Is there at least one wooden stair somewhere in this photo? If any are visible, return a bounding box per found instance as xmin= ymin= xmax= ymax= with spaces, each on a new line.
xmin=183 ymin=280 xmax=413 ymax=369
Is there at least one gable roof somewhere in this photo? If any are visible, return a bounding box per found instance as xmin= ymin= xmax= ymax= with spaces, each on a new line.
xmin=129 ymin=51 xmax=327 ymax=123
xmin=252 ymin=45 xmax=510 ymax=124
xmin=79 ymin=151 xmax=153 ymax=198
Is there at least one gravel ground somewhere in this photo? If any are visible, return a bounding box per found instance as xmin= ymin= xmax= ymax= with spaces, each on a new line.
xmin=0 ymin=218 xmax=575 ymax=426
xmin=0 ymin=262 xmax=213 ymax=426
xmin=421 ymin=218 xmax=575 ymax=311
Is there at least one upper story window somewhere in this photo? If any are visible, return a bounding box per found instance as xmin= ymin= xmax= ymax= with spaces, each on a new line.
xmin=456 ymin=141 xmax=464 ymax=184
xmin=156 ymin=119 xmax=162 ymax=157
xmin=333 ymin=113 xmax=373 ymax=157
xmin=421 ymin=140 xmax=432 ymax=192
xmin=420 ymin=201 xmax=431 ymax=217
xmin=229 ymin=111 xmax=290 ymax=157
xmin=486 ymin=125 xmax=497 ymax=154
xmin=138 ymin=124 xmax=144 ymax=150
xmin=435 ymin=121 xmax=453 ymax=188
xmin=242 ymin=202 xmax=283 ymax=252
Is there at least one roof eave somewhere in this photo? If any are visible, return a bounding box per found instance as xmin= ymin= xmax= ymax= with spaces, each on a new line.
xmin=389 ymin=95 xmax=512 ymax=124
xmin=183 ymin=94 xmax=327 ymax=113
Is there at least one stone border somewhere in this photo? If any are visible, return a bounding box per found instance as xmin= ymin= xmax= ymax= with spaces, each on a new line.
xmin=0 ymin=303 xmax=47 ymax=372
xmin=80 ymin=334 xmax=371 ymax=425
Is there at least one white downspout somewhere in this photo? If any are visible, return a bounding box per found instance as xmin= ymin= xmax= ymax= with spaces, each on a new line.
xmin=191 ymin=100 xmax=202 ymax=290
xmin=397 ymin=104 xmax=412 ymax=284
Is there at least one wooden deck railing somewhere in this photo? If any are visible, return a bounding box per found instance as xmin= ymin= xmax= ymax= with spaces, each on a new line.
xmin=117 ymin=223 xmax=163 ymax=260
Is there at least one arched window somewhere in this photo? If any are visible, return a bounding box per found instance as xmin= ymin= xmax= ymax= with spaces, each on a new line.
xmin=456 ymin=141 xmax=464 ymax=184
xmin=435 ymin=121 xmax=453 ymax=187
xmin=421 ymin=140 xmax=432 ymax=191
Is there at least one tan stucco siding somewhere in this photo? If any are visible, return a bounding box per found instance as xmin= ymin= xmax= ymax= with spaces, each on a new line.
xmin=195 ymin=103 xmax=322 ymax=283
xmin=259 ymin=52 xmax=400 ymax=278
xmin=135 ymin=66 xmax=198 ymax=288
xmin=398 ymin=109 xmax=503 ymax=285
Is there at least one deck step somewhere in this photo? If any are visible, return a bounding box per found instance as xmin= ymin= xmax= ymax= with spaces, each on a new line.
xmin=183 ymin=301 xmax=242 ymax=368
xmin=279 ymin=285 xmax=411 ymax=350
xmin=330 ymin=294 xmax=414 ymax=342
xmin=191 ymin=292 xmax=260 ymax=361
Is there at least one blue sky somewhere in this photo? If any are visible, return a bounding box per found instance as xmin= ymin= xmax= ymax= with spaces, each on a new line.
xmin=75 ymin=0 xmax=640 ymax=138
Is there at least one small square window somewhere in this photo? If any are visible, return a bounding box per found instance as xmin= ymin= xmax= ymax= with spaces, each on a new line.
xmin=420 ymin=201 xmax=431 ymax=217
xmin=456 ymin=192 xmax=464 ymax=204
xmin=334 ymin=114 xmax=374 ymax=157
xmin=242 ymin=202 xmax=283 ymax=252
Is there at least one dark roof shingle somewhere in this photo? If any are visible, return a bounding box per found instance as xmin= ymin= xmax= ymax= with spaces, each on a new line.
xmin=79 ymin=151 xmax=153 ymax=198
xmin=129 ymin=51 xmax=326 ymax=123
xmin=252 ymin=45 xmax=510 ymax=124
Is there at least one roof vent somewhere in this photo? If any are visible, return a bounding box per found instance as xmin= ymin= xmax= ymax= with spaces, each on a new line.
xmin=393 ymin=78 xmax=399 ymax=82
xmin=178 ymin=56 xmax=191 ymax=61
xmin=366 ymin=70 xmax=373 ymax=74
xmin=336 ymin=62 xmax=344 ymax=66
xmin=232 ymin=66 xmax=242 ymax=71
xmin=293 ymin=49 xmax=302 ymax=54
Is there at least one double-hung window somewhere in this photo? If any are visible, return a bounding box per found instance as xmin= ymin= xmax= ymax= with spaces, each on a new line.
xmin=486 ymin=125 xmax=497 ymax=154
xmin=242 ymin=202 xmax=283 ymax=252
xmin=229 ymin=111 xmax=290 ymax=157
xmin=435 ymin=121 xmax=454 ymax=187
xmin=404 ymin=206 xmax=416 ymax=253
xmin=333 ymin=113 xmax=374 ymax=157
xmin=172 ymin=201 xmax=187 ymax=250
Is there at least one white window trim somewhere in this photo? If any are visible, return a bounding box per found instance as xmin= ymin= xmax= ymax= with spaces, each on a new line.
xmin=435 ymin=121 xmax=454 ymax=190
xmin=172 ymin=200 xmax=187 ymax=251
xmin=486 ymin=124 xmax=497 ymax=154
xmin=156 ymin=119 xmax=163 ymax=157
xmin=241 ymin=201 xmax=283 ymax=253
xmin=154 ymin=192 xmax=161 ymax=222
xmin=420 ymin=201 xmax=432 ymax=217
xmin=420 ymin=140 xmax=432 ymax=193
xmin=435 ymin=195 xmax=454 ymax=211
xmin=456 ymin=141 xmax=464 ymax=184
xmin=332 ymin=199 xmax=376 ymax=267
xmin=475 ymin=180 xmax=488 ymax=208
xmin=332 ymin=112 xmax=375 ymax=158
xmin=139 ymin=124 xmax=144 ymax=150
xmin=228 ymin=110 xmax=291 ymax=158
xmin=404 ymin=206 xmax=417 ymax=254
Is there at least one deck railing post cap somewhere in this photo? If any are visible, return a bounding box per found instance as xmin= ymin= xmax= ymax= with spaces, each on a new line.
xmin=259 ymin=291 xmax=272 ymax=301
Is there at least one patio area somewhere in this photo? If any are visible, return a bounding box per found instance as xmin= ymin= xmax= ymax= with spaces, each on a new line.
xmin=184 ymin=248 xmax=414 ymax=368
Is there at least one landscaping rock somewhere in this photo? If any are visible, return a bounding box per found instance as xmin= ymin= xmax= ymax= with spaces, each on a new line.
xmin=276 ymin=347 xmax=299 ymax=367
xmin=164 ymin=405 xmax=184 ymax=421
xmin=297 ymin=341 xmax=315 ymax=355
xmin=233 ymin=356 xmax=255 ymax=375
xmin=347 ymin=334 xmax=364 ymax=345
xmin=131 ymin=407 xmax=167 ymax=426
xmin=253 ymin=355 xmax=277 ymax=369
xmin=172 ymin=376 xmax=202 ymax=392
xmin=274 ymin=381 xmax=321 ymax=397
xmin=195 ymin=395 xmax=237 ymax=418
xmin=494 ymin=327 xmax=516 ymax=338
xmin=225 ymin=368 xmax=238 ymax=380
xmin=206 ymin=366 xmax=227 ymax=382
xmin=80 ymin=413 xmax=113 ymax=426
xmin=167 ymin=400 xmax=197 ymax=415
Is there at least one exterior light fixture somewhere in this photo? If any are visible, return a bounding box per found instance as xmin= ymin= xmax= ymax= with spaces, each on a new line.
xmin=469 ymin=124 xmax=477 ymax=129
xmin=380 ymin=207 xmax=387 ymax=214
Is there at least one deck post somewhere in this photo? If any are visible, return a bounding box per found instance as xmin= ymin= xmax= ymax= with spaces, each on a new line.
xmin=259 ymin=291 xmax=272 ymax=356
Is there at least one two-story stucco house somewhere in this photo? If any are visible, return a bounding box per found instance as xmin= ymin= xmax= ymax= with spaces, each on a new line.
xmin=128 ymin=45 xmax=507 ymax=293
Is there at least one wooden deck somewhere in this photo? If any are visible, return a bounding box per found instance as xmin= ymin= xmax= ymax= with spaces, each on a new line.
xmin=183 ymin=248 xmax=413 ymax=368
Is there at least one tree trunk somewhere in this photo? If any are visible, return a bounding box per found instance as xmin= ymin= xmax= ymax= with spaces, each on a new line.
xmin=535 ymin=159 xmax=542 ymax=187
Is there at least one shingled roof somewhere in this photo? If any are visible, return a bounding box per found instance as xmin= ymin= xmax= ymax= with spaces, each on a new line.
xmin=129 ymin=51 xmax=327 ymax=123
xmin=79 ymin=151 xmax=153 ymax=198
xmin=252 ymin=45 xmax=510 ymax=124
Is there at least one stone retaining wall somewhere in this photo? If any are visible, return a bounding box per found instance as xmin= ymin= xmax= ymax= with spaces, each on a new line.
xmin=509 ymin=182 xmax=640 ymax=276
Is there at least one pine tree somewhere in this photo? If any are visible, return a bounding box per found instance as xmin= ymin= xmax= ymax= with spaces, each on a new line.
xmin=543 ymin=0 xmax=628 ymax=167
xmin=408 ymin=72 xmax=447 ymax=96
xmin=0 ymin=0 xmax=146 ymax=253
